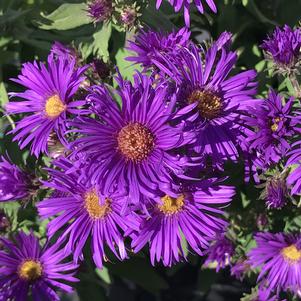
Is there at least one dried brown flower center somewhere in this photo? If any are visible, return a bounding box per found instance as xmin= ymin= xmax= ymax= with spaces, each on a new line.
xmin=18 ymin=260 xmax=43 ymax=281
xmin=158 ymin=194 xmax=185 ymax=215
xmin=45 ymin=94 xmax=66 ymax=118
xmin=117 ymin=123 xmax=155 ymax=162
xmin=282 ymin=244 xmax=301 ymax=262
xmin=84 ymin=190 xmax=111 ymax=219
xmin=188 ymin=89 xmax=222 ymax=119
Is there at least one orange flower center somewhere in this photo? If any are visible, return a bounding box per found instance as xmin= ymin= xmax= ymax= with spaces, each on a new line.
xmin=188 ymin=89 xmax=222 ymax=119
xmin=84 ymin=190 xmax=111 ymax=219
xmin=158 ymin=194 xmax=185 ymax=215
xmin=45 ymin=94 xmax=66 ymax=118
xmin=282 ymin=244 xmax=301 ymax=263
xmin=18 ymin=260 xmax=43 ymax=281
xmin=117 ymin=123 xmax=155 ymax=162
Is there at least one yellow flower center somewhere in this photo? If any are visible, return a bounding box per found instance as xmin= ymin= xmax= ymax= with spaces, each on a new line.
xmin=18 ymin=260 xmax=43 ymax=281
xmin=84 ymin=190 xmax=111 ymax=219
xmin=188 ymin=89 xmax=222 ymax=120
xmin=282 ymin=244 xmax=301 ymax=263
xmin=270 ymin=117 xmax=282 ymax=132
xmin=158 ymin=194 xmax=185 ymax=215
xmin=45 ymin=94 xmax=66 ymax=118
xmin=117 ymin=123 xmax=155 ymax=162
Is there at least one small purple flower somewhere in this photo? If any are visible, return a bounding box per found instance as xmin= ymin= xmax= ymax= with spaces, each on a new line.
xmin=131 ymin=180 xmax=235 ymax=266
xmin=0 ymin=211 xmax=9 ymax=232
xmin=244 ymin=90 xmax=301 ymax=166
xmin=6 ymin=53 xmax=87 ymax=157
xmin=127 ymin=27 xmax=191 ymax=71
xmin=204 ymin=234 xmax=234 ymax=271
xmin=37 ymin=158 xmax=138 ymax=269
xmin=50 ymin=41 xmax=78 ymax=62
xmin=87 ymin=0 xmax=113 ymax=23
xmin=286 ymin=141 xmax=301 ymax=195
xmin=261 ymin=25 xmax=301 ymax=70
xmin=0 ymin=231 xmax=78 ymax=301
xmin=230 ymin=259 xmax=250 ymax=281
xmin=248 ymin=232 xmax=301 ymax=296
xmin=156 ymin=0 xmax=217 ymax=27
xmin=153 ymin=34 xmax=258 ymax=164
xmin=69 ymin=72 xmax=196 ymax=205
xmin=0 ymin=156 xmax=31 ymax=202
xmin=264 ymin=177 xmax=288 ymax=209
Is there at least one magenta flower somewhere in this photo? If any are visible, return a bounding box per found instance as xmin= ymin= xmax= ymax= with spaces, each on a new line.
xmin=156 ymin=0 xmax=217 ymax=26
xmin=131 ymin=180 xmax=235 ymax=266
xmin=0 ymin=231 xmax=78 ymax=301
xmin=6 ymin=53 xmax=87 ymax=157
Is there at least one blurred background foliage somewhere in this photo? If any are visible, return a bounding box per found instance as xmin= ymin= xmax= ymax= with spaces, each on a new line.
xmin=1 ymin=0 xmax=301 ymax=300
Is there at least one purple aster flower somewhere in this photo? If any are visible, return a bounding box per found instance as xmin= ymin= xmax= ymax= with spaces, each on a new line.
xmin=286 ymin=141 xmax=301 ymax=195
xmin=69 ymin=72 xmax=196 ymax=205
xmin=50 ymin=41 xmax=78 ymax=62
xmin=127 ymin=27 xmax=191 ymax=71
xmin=230 ymin=259 xmax=250 ymax=281
xmin=244 ymin=90 xmax=301 ymax=166
xmin=261 ymin=25 xmax=301 ymax=71
xmin=6 ymin=53 xmax=87 ymax=157
xmin=87 ymin=0 xmax=113 ymax=23
xmin=263 ymin=177 xmax=288 ymax=209
xmin=153 ymin=35 xmax=258 ymax=164
xmin=204 ymin=234 xmax=234 ymax=272
xmin=0 ymin=231 xmax=78 ymax=301
xmin=0 ymin=156 xmax=32 ymax=202
xmin=37 ymin=158 xmax=138 ymax=269
xmin=248 ymin=232 xmax=301 ymax=296
xmin=131 ymin=179 xmax=235 ymax=266
xmin=156 ymin=0 xmax=217 ymax=27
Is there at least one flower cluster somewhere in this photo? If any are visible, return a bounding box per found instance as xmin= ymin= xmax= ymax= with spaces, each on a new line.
xmin=3 ymin=7 xmax=301 ymax=299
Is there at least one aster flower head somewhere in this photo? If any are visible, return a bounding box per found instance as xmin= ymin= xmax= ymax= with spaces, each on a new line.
xmin=127 ymin=27 xmax=191 ymax=71
xmin=262 ymin=176 xmax=288 ymax=209
xmin=286 ymin=141 xmax=301 ymax=195
xmin=0 ymin=156 xmax=32 ymax=202
xmin=156 ymin=0 xmax=217 ymax=27
xmin=37 ymin=157 xmax=138 ymax=269
xmin=50 ymin=41 xmax=78 ymax=62
xmin=87 ymin=0 xmax=113 ymax=23
xmin=131 ymin=179 xmax=235 ymax=266
xmin=119 ymin=4 xmax=140 ymax=30
xmin=153 ymin=34 xmax=258 ymax=164
xmin=6 ymin=53 xmax=87 ymax=157
xmin=0 ymin=231 xmax=78 ymax=301
xmin=261 ymin=25 xmax=301 ymax=72
xmin=248 ymin=232 xmax=301 ymax=296
xmin=244 ymin=89 xmax=301 ymax=166
xmin=70 ymin=72 xmax=196 ymax=205
xmin=204 ymin=234 xmax=234 ymax=272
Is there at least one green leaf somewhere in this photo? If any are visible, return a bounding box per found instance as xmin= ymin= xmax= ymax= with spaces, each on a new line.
xmin=95 ymin=267 xmax=111 ymax=285
xmin=39 ymin=3 xmax=91 ymax=31
xmin=106 ymin=257 xmax=168 ymax=293
xmin=0 ymin=82 xmax=8 ymax=106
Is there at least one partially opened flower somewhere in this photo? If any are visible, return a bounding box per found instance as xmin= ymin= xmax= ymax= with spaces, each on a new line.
xmin=87 ymin=0 xmax=113 ymax=23
xmin=70 ymin=72 xmax=196 ymax=205
xmin=0 ymin=156 xmax=32 ymax=202
xmin=248 ymin=232 xmax=301 ymax=296
xmin=156 ymin=0 xmax=217 ymax=27
xmin=131 ymin=179 xmax=235 ymax=266
xmin=127 ymin=28 xmax=191 ymax=71
xmin=286 ymin=141 xmax=301 ymax=195
xmin=263 ymin=176 xmax=288 ymax=209
xmin=0 ymin=231 xmax=78 ymax=301
xmin=204 ymin=234 xmax=234 ymax=271
xmin=153 ymin=35 xmax=258 ymax=164
xmin=261 ymin=25 xmax=301 ymax=72
xmin=6 ymin=53 xmax=87 ymax=157
xmin=50 ymin=41 xmax=78 ymax=62
xmin=37 ymin=158 xmax=138 ymax=269
xmin=244 ymin=90 xmax=301 ymax=166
